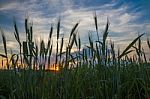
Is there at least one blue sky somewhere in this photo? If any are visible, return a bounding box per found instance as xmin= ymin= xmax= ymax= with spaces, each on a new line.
xmin=0 ymin=0 xmax=150 ymax=56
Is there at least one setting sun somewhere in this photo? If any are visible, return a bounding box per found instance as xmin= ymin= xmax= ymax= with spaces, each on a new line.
xmin=46 ymin=64 xmax=60 ymax=71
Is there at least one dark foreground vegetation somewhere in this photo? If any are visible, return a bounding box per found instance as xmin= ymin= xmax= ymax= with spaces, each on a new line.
xmin=0 ymin=13 xmax=150 ymax=99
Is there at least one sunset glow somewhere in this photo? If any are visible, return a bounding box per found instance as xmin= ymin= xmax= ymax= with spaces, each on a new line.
xmin=47 ymin=64 xmax=59 ymax=71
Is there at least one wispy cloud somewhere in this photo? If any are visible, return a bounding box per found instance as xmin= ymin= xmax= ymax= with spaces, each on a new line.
xmin=0 ymin=0 xmax=149 ymax=54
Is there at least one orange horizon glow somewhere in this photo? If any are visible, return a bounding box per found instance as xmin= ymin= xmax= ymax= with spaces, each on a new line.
xmin=47 ymin=66 xmax=59 ymax=71
xmin=0 ymin=58 xmax=60 ymax=71
xmin=46 ymin=63 xmax=60 ymax=71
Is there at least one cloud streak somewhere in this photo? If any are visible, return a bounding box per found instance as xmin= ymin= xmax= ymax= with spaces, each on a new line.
xmin=0 ymin=0 xmax=149 ymax=55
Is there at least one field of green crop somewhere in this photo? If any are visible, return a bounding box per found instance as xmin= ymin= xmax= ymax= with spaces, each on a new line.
xmin=0 ymin=14 xmax=150 ymax=99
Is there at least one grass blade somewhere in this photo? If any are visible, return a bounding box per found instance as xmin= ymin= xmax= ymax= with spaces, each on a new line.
xmin=49 ymin=26 xmax=53 ymax=40
xmin=0 ymin=54 xmax=7 ymax=58
xmin=1 ymin=29 xmax=7 ymax=58
xmin=102 ymin=18 xmax=110 ymax=56
xmin=118 ymin=33 xmax=144 ymax=59
xmin=147 ymin=38 xmax=150 ymax=49
xmin=60 ymin=36 xmax=64 ymax=60
xmin=48 ymin=43 xmax=53 ymax=68
xmin=57 ymin=18 xmax=60 ymax=40
xmin=69 ymin=23 xmax=79 ymax=43
xmin=94 ymin=11 xmax=99 ymax=41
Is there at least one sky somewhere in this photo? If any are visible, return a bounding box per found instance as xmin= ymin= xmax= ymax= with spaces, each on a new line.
xmin=0 ymin=0 xmax=150 ymax=58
